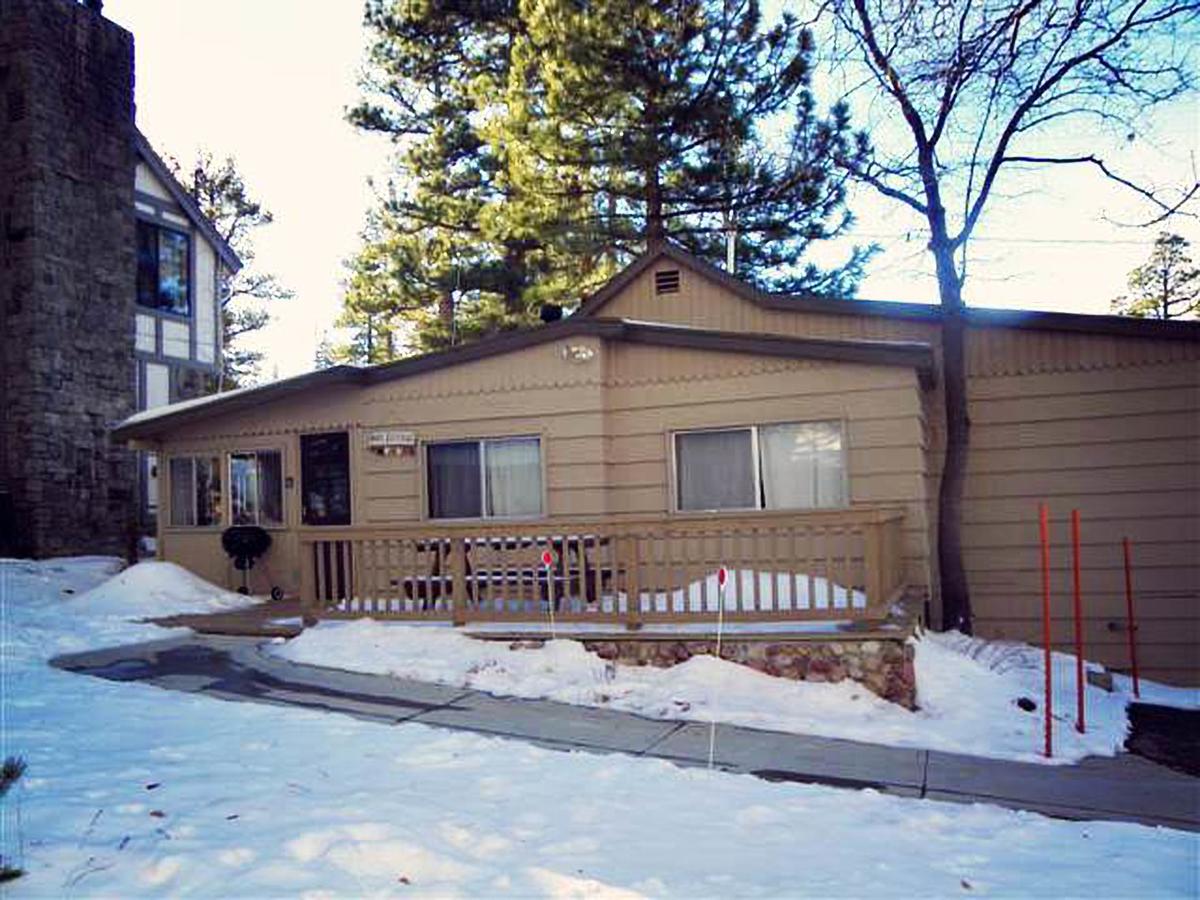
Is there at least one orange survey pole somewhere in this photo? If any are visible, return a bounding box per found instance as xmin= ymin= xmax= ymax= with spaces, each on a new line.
xmin=1122 ymin=537 xmax=1141 ymax=698
xmin=1039 ymin=503 xmax=1053 ymax=758
xmin=1071 ymin=510 xmax=1085 ymax=734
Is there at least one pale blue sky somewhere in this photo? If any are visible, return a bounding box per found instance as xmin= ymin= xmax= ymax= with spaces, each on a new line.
xmin=105 ymin=0 xmax=1199 ymax=379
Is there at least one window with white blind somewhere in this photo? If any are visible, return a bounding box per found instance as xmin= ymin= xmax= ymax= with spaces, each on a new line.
xmin=674 ymin=421 xmax=846 ymax=512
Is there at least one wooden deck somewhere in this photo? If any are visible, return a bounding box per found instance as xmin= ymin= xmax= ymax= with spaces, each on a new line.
xmin=299 ymin=508 xmax=907 ymax=627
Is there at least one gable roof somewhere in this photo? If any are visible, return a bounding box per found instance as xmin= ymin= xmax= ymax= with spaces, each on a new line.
xmin=577 ymin=242 xmax=1200 ymax=342
xmin=111 ymin=317 xmax=936 ymax=442
xmin=134 ymin=129 xmax=242 ymax=272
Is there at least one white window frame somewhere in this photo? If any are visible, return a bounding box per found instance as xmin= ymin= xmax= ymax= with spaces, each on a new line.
xmin=424 ymin=435 xmax=545 ymax=521
xmin=671 ymin=420 xmax=848 ymax=513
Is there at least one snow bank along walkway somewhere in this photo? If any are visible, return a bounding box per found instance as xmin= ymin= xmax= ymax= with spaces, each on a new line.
xmin=52 ymin=634 xmax=1199 ymax=832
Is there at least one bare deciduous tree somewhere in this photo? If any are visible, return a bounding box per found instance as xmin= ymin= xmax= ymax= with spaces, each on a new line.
xmin=827 ymin=0 xmax=1199 ymax=631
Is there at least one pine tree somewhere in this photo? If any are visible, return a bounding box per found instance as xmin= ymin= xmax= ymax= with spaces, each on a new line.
xmin=1112 ymin=233 xmax=1199 ymax=320
xmin=343 ymin=0 xmax=603 ymax=356
xmin=501 ymin=0 xmax=869 ymax=291
xmin=168 ymin=152 xmax=292 ymax=387
xmin=342 ymin=0 xmax=865 ymax=356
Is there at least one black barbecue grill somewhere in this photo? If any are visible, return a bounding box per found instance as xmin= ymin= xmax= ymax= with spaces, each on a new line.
xmin=221 ymin=525 xmax=281 ymax=598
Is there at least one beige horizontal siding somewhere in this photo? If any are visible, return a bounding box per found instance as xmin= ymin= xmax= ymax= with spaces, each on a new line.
xmin=602 ymin=343 xmax=931 ymax=589
xmin=962 ymin=359 xmax=1199 ymax=684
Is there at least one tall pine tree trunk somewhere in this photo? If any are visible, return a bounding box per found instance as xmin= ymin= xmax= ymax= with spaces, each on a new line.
xmin=645 ymin=162 xmax=665 ymax=249
xmin=503 ymin=244 xmax=527 ymax=317
xmin=932 ymin=234 xmax=973 ymax=633
xmin=439 ymin=290 xmax=455 ymax=344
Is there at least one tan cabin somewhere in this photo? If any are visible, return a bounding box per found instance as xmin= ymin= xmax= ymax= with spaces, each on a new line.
xmin=112 ymin=245 xmax=1200 ymax=685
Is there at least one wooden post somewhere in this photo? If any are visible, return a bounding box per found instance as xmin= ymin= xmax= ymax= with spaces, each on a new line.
xmin=863 ymin=520 xmax=884 ymax=617
xmin=626 ymin=533 xmax=642 ymax=629
xmin=451 ymin=537 xmax=468 ymax=626
xmin=298 ymin=538 xmax=317 ymax=627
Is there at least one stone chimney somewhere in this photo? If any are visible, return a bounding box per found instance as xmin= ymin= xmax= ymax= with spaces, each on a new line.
xmin=0 ymin=0 xmax=138 ymax=556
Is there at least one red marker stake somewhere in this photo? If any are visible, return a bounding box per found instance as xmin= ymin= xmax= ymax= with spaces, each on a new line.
xmin=1039 ymin=503 xmax=1053 ymax=759
xmin=1071 ymin=510 xmax=1085 ymax=734
xmin=1123 ymin=538 xmax=1140 ymax=698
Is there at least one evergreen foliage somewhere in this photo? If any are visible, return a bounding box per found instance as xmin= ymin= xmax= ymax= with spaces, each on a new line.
xmin=168 ymin=152 xmax=293 ymax=387
xmin=337 ymin=0 xmax=867 ymax=361
xmin=1111 ymin=233 xmax=1199 ymax=320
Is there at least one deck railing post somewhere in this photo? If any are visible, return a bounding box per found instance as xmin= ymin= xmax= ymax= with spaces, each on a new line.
xmin=626 ymin=533 xmax=642 ymax=629
xmin=299 ymin=537 xmax=318 ymax=626
xmin=451 ymin=537 xmax=469 ymax=626
xmin=863 ymin=520 xmax=884 ymax=616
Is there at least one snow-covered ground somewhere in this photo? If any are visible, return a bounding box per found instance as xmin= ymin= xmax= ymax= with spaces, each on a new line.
xmin=274 ymin=618 xmax=1199 ymax=766
xmin=1 ymin=558 xmax=1197 ymax=897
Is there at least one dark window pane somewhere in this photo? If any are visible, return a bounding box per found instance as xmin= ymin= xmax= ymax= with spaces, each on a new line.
xmin=301 ymin=432 xmax=351 ymax=526
xmin=137 ymin=221 xmax=159 ymax=309
xmin=170 ymin=456 xmax=222 ymax=526
xmin=676 ymin=429 xmax=755 ymax=511
xmin=158 ymin=228 xmax=190 ymax=315
xmin=169 ymin=457 xmax=194 ymax=526
xmin=195 ymin=457 xmax=222 ymax=526
xmin=258 ymin=450 xmax=283 ymax=526
xmin=427 ymin=442 xmax=481 ymax=519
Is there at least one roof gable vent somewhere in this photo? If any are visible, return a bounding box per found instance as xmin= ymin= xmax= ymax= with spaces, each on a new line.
xmin=654 ymin=269 xmax=681 ymax=295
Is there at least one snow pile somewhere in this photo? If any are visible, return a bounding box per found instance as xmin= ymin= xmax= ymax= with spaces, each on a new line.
xmin=274 ymin=619 xmax=1195 ymax=764
xmin=632 ymin=569 xmax=864 ymax=612
xmin=1 ymin=558 xmax=1196 ymax=896
xmin=937 ymin=630 xmax=1200 ymax=712
xmin=71 ymin=560 xmax=258 ymax=619
xmin=1 ymin=558 xmax=257 ymax=660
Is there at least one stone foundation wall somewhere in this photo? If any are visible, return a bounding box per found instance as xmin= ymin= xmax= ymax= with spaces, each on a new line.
xmin=504 ymin=634 xmax=918 ymax=709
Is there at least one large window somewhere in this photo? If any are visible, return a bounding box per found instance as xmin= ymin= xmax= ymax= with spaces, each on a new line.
xmin=230 ymin=450 xmax=284 ymax=526
xmin=301 ymin=432 xmax=351 ymax=526
xmin=675 ymin=422 xmax=846 ymax=512
xmin=168 ymin=456 xmax=223 ymax=527
xmin=427 ymin=437 xmax=542 ymax=519
xmin=137 ymin=220 xmax=190 ymax=315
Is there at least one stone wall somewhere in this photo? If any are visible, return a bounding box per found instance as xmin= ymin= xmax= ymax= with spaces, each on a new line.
xmin=506 ymin=633 xmax=918 ymax=709
xmin=0 ymin=0 xmax=138 ymax=557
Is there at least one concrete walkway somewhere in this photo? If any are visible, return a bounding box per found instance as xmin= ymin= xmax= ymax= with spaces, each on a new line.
xmin=52 ymin=634 xmax=1200 ymax=832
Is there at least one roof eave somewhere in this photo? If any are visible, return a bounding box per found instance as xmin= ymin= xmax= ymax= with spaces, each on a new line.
xmin=109 ymin=318 xmax=938 ymax=441
xmin=110 ymin=366 xmax=364 ymax=443
xmin=582 ymin=242 xmax=1200 ymax=342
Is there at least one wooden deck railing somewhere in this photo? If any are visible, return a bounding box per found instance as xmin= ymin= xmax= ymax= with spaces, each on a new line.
xmin=298 ymin=508 xmax=906 ymax=627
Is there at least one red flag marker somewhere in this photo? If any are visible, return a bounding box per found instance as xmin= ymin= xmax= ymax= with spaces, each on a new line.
xmin=1039 ymin=503 xmax=1053 ymax=759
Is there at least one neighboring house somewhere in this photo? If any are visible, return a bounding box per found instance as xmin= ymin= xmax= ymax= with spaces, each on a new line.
xmin=112 ymin=244 xmax=1200 ymax=686
xmin=132 ymin=131 xmax=241 ymax=520
xmin=0 ymin=0 xmax=238 ymax=557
